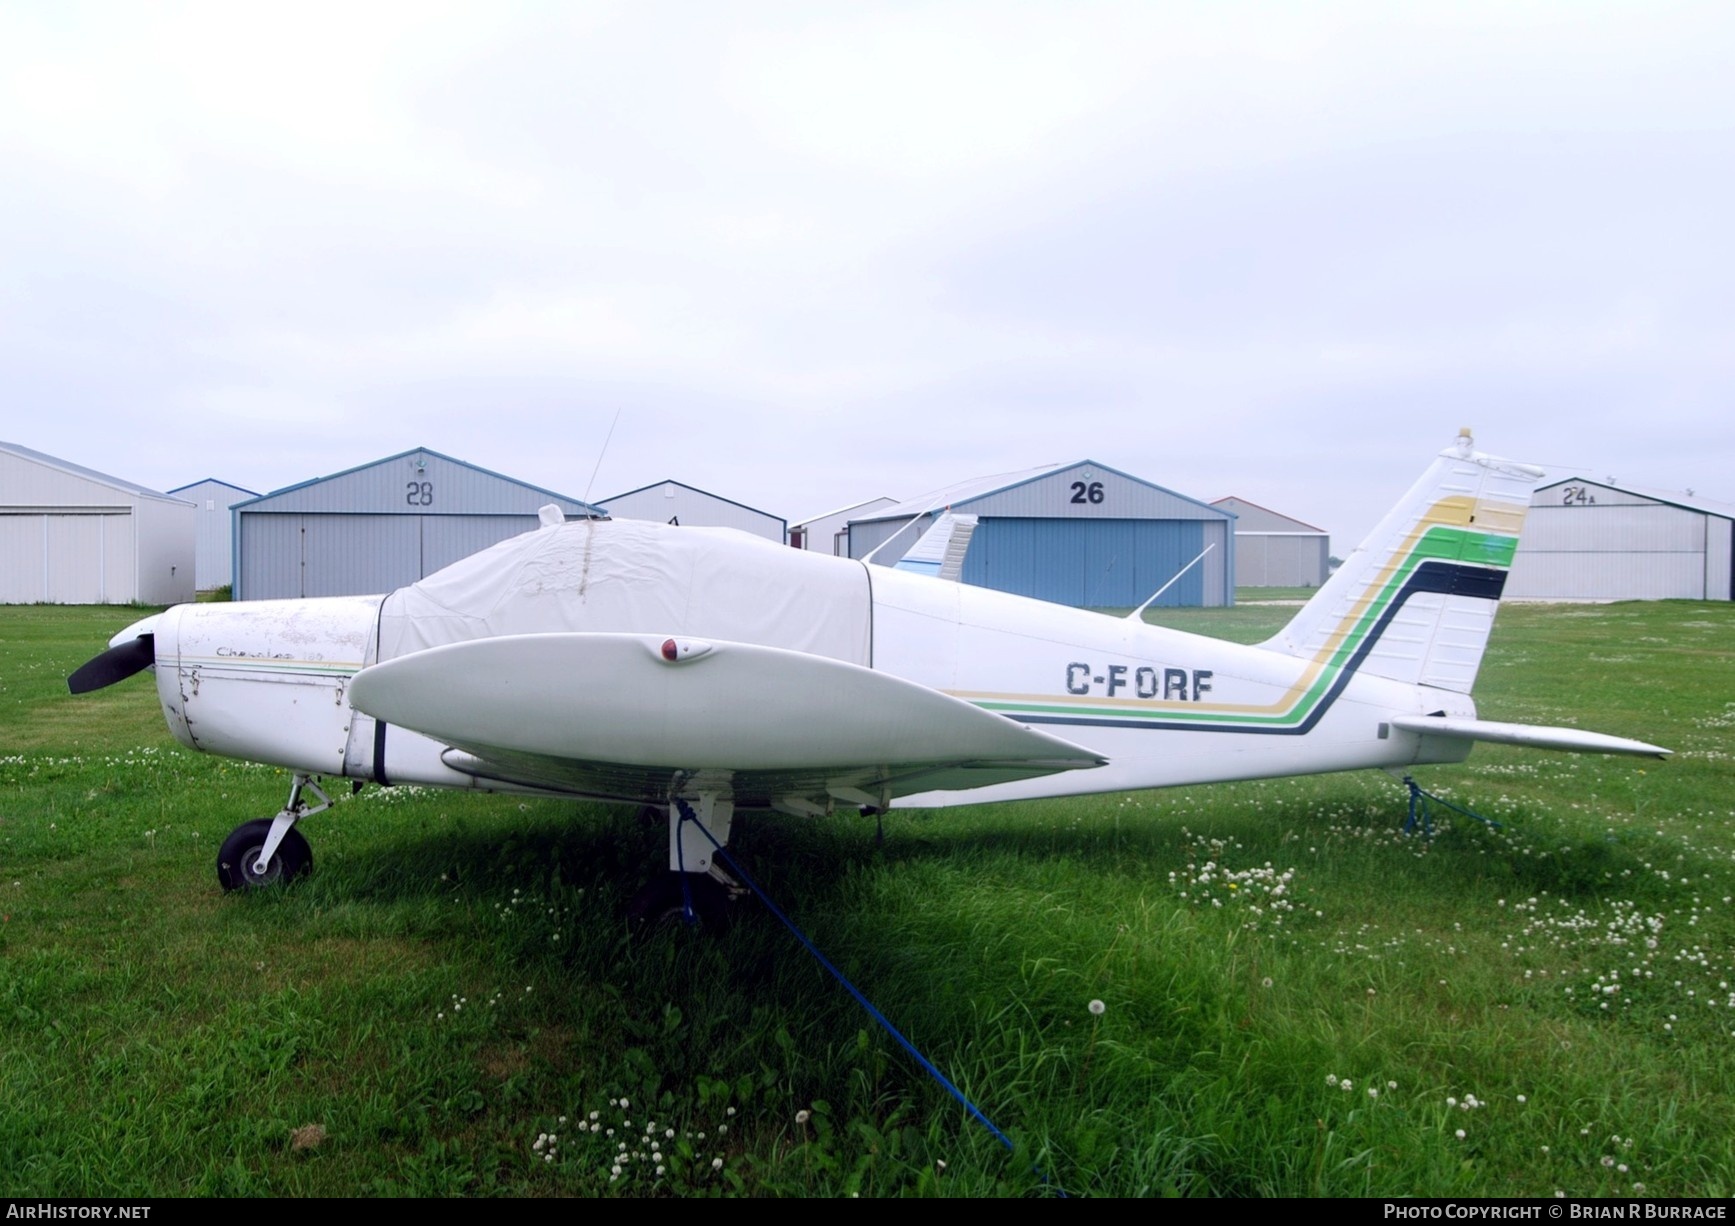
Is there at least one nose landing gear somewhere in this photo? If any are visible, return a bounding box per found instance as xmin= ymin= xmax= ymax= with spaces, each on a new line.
xmin=216 ymin=773 xmax=327 ymax=891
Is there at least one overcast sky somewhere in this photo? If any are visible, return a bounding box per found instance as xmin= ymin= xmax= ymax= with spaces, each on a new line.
xmin=3 ymin=1 xmax=1730 ymax=546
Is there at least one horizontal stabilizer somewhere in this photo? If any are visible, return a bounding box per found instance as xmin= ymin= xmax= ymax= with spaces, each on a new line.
xmin=1390 ymin=715 xmax=1671 ymax=759
xmin=349 ymin=634 xmax=1103 ymax=806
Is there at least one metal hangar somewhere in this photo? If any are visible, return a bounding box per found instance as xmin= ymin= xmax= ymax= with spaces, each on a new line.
xmin=0 ymin=440 xmax=195 ymax=606
xmin=595 ymin=480 xmax=786 ymax=543
xmin=847 ymin=461 xmax=1234 ymax=608
xmin=1210 ymin=496 xmax=1330 ymax=589
xmin=166 ymin=478 xmax=257 ymax=592
xmin=1506 ymin=477 xmax=1733 ymax=601
xmin=233 ymin=447 xmax=600 ymax=600
xmin=789 ymin=496 xmax=898 ymax=554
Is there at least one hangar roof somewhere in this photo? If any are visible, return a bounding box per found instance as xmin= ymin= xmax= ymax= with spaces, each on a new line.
xmin=1534 ymin=477 xmax=1734 ymax=521
xmin=854 ymin=460 xmax=1228 ymax=524
xmin=0 ymin=439 xmax=192 ymax=505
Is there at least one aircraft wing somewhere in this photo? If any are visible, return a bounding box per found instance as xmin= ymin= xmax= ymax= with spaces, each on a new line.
xmin=347 ymin=633 xmax=1106 ymax=811
xmin=1389 ymin=715 xmax=1671 ymax=759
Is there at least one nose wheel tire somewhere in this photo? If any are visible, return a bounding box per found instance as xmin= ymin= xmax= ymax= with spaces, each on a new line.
xmin=217 ymin=819 xmax=313 ymax=891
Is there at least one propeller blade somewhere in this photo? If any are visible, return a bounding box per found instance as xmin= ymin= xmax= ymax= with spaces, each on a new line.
xmin=68 ymin=634 xmax=156 ymax=695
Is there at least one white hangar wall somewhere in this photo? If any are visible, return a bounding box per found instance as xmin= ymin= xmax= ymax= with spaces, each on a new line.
xmin=167 ymin=478 xmax=257 ymax=591
xmin=235 ymin=447 xmax=600 ymax=600
xmin=597 ymin=480 xmax=786 ymax=543
xmin=1211 ymin=497 xmax=1330 ymax=588
xmin=1506 ymin=479 xmax=1734 ymax=601
xmin=790 ymin=496 xmax=897 ymax=555
xmin=0 ymin=441 xmax=195 ymax=605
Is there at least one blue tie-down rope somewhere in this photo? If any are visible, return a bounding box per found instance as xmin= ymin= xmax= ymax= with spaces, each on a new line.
xmin=1402 ymin=774 xmax=1502 ymax=837
xmin=671 ymin=797 xmax=1066 ymax=1194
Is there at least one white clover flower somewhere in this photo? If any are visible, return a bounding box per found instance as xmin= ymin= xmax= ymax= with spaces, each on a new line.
xmin=1088 ymin=999 xmax=1106 ymax=1016
xmin=1455 ymin=1129 xmax=1466 ymax=1140
xmin=1341 ymin=1080 xmax=1353 ymax=1092
xmin=712 ymin=1157 xmax=724 ymax=1171
xmin=1326 ymin=1074 xmax=1339 ymax=1086
xmin=1368 ymin=1087 xmax=1379 ymax=1098
xmin=1516 ymin=1095 xmax=1527 ymax=1104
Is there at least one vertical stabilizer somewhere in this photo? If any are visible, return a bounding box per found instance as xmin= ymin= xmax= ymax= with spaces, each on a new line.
xmin=893 ymin=512 xmax=979 ymax=580
xmin=1265 ymin=432 xmax=1542 ymax=694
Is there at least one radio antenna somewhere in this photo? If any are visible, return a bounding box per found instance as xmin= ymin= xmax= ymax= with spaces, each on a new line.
xmin=583 ymin=407 xmax=623 ymax=506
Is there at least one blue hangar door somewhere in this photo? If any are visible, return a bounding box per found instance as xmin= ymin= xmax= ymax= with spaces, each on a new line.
xmin=960 ymin=519 xmax=1205 ymax=608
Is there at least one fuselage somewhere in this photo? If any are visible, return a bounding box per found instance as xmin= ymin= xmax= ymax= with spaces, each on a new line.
xmin=141 ymin=517 xmax=1474 ymax=810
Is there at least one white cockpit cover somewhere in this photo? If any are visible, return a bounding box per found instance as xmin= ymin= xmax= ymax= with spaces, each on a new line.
xmin=377 ymin=517 xmax=873 ymax=666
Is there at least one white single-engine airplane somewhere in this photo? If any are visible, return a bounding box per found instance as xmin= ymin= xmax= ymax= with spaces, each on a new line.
xmin=71 ymin=432 xmax=1668 ymax=901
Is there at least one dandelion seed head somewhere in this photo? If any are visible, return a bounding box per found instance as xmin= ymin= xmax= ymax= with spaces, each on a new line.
xmin=1088 ymin=999 xmax=1106 ymax=1015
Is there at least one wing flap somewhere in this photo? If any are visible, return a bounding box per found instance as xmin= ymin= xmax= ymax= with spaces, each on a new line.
xmin=1390 ymin=715 xmax=1671 ymax=759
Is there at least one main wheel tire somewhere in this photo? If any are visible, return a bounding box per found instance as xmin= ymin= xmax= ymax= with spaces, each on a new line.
xmin=217 ymin=819 xmax=313 ymax=891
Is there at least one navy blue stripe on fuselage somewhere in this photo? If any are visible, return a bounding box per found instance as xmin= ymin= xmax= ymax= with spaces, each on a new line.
xmin=1017 ymin=560 xmax=1507 ymax=737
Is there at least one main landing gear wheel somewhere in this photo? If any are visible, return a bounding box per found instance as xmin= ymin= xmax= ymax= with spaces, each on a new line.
xmin=626 ymin=873 xmax=733 ymax=930
xmin=217 ymin=818 xmax=313 ymax=891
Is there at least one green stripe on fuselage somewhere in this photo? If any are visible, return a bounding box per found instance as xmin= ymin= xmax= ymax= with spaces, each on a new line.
xmin=976 ymin=525 xmax=1517 ymax=728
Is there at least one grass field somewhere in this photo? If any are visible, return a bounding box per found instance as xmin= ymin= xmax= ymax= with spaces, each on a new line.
xmin=2 ymin=599 xmax=1733 ymax=1196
